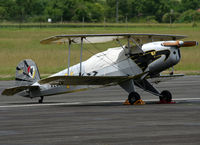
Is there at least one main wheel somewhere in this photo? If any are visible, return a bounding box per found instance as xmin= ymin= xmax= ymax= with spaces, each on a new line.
xmin=128 ymin=92 xmax=141 ymax=105
xmin=160 ymin=90 xmax=172 ymax=103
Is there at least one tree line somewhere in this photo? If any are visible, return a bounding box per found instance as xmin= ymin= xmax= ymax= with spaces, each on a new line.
xmin=0 ymin=0 xmax=200 ymax=23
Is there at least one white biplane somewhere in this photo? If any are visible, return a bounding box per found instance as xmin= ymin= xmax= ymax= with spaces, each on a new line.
xmin=2 ymin=33 xmax=198 ymax=104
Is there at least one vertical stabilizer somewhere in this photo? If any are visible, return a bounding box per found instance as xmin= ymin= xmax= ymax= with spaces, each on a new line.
xmin=15 ymin=59 xmax=40 ymax=86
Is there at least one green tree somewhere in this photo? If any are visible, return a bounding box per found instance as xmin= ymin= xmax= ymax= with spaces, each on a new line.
xmin=72 ymin=0 xmax=104 ymax=22
xmin=87 ymin=2 xmax=104 ymax=22
xmin=0 ymin=0 xmax=16 ymax=21
xmin=59 ymin=0 xmax=78 ymax=22
xmin=178 ymin=9 xmax=200 ymax=23
xmin=0 ymin=0 xmax=199 ymax=23
xmin=129 ymin=0 xmax=170 ymax=22
xmin=44 ymin=0 xmax=64 ymax=22
xmin=180 ymin=0 xmax=200 ymax=12
xmin=105 ymin=0 xmax=131 ymax=22
xmin=162 ymin=12 xmax=180 ymax=23
xmin=0 ymin=6 xmax=6 ymax=20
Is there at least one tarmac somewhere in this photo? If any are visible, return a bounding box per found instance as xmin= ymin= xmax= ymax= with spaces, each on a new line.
xmin=0 ymin=75 xmax=200 ymax=145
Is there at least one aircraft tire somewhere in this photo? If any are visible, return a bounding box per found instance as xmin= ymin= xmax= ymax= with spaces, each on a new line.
xmin=38 ymin=96 xmax=44 ymax=103
xmin=128 ymin=92 xmax=141 ymax=105
xmin=160 ymin=90 xmax=172 ymax=102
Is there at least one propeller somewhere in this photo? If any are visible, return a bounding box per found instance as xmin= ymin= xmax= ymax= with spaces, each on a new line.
xmin=162 ymin=41 xmax=198 ymax=47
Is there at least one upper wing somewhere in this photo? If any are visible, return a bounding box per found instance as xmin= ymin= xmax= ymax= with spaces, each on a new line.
xmin=39 ymin=73 xmax=147 ymax=86
xmin=40 ymin=33 xmax=186 ymax=45
xmin=2 ymin=86 xmax=39 ymax=96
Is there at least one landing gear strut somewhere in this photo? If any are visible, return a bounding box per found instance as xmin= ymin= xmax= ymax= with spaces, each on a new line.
xmin=38 ymin=96 xmax=44 ymax=103
xmin=128 ymin=92 xmax=141 ymax=105
xmin=159 ymin=90 xmax=172 ymax=103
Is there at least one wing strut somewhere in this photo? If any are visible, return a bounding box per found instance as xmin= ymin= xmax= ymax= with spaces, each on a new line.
xmin=67 ymin=39 xmax=71 ymax=75
xmin=127 ymin=35 xmax=131 ymax=54
xmin=130 ymin=37 xmax=142 ymax=51
xmin=79 ymin=37 xmax=84 ymax=76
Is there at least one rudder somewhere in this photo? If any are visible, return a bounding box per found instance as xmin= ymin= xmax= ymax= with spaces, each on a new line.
xmin=15 ymin=59 xmax=40 ymax=86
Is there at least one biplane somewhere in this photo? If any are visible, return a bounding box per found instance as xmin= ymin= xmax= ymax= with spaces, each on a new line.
xmin=2 ymin=33 xmax=198 ymax=104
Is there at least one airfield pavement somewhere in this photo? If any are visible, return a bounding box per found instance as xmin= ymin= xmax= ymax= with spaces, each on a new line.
xmin=0 ymin=75 xmax=200 ymax=145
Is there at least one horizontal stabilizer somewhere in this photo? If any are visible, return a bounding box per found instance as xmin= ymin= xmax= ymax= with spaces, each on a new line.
xmin=39 ymin=74 xmax=146 ymax=86
xmin=2 ymin=86 xmax=39 ymax=96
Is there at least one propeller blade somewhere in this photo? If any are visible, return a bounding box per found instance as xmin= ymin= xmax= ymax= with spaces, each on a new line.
xmin=181 ymin=41 xmax=198 ymax=47
xmin=162 ymin=41 xmax=198 ymax=47
xmin=162 ymin=41 xmax=181 ymax=47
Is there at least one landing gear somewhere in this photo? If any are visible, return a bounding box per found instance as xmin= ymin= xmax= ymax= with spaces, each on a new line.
xmin=38 ymin=96 xmax=44 ymax=103
xmin=159 ymin=90 xmax=172 ymax=103
xmin=128 ymin=92 xmax=141 ymax=105
xmin=121 ymin=78 xmax=174 ymax=105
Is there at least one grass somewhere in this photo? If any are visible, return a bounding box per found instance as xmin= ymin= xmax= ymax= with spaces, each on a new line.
xmin=0 ymin=23 xmax=200 ymax=79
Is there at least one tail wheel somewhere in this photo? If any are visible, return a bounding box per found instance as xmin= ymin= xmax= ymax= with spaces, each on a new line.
xmin=160 ymin=90 xmax=172 ymax=103
xmin=128 ymin=92 xmax=141 ymax=105
xmin=38 ymin=96 xmax=44 ymax=103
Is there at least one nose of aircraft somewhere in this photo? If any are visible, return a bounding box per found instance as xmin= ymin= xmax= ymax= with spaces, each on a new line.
xmin=169 ymin=47 xmax=181 ymax=65
xmin=147 ymin=46 xmax=181 ymax=75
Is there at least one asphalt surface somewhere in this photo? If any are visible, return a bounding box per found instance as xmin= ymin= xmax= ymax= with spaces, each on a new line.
xmin=0 ymin=76 xmax=200 ymax=145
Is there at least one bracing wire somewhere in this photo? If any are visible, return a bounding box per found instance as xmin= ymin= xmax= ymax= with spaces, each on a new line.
xmin=84 ymin=38 xmax=130 ymax=75
xmin=115 ymin=38 xmax=135 ymax=74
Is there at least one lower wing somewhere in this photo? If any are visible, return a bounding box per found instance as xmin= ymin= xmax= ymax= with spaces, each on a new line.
xmin=148 ymin=74 xmax=184 ymax=84
xmin=38 ymin=73 xmax=147 ymax=86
